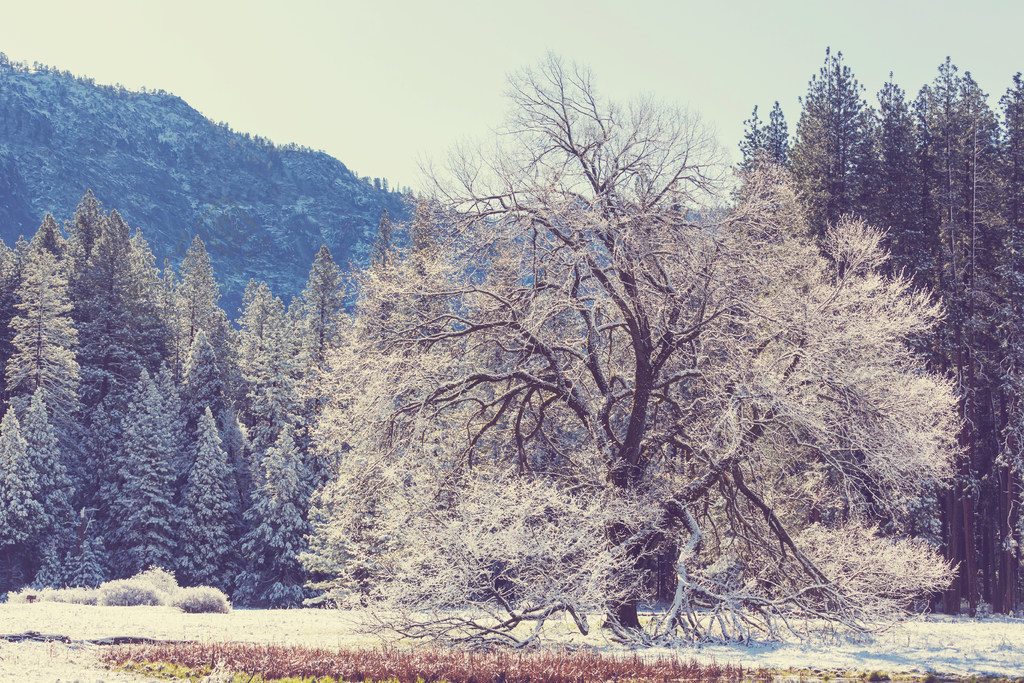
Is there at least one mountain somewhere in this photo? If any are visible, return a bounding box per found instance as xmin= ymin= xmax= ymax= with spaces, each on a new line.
xmin=0 ymin=56 xmax=408 ymax=311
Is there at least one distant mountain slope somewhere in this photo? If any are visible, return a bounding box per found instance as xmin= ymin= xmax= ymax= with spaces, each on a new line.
xmin=0 ymin=58 xmax=408 ymax=310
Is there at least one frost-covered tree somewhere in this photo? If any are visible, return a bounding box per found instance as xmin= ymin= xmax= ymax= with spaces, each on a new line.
xmin=173 ymin=236 xmax=231 ymax=372
xmin=153 ymin=362 xmax=186 ymax=479
xmin=178 ymin=407 xmax=237 ymax=591
xmin=0 ymin=407 xmax=46 ymax=590
xmin=235 ymin=424 xmax=309 ymax=607
xmin=237 ymin=280 xmax=299 ymax=462
xmin=306 ymin=57 xmax=958 ymax=646
xmin=63 ymin=514 xmax=107 ymax=588
xmin=74 ymin=209 xmax=168 ymax=411
xmin=21 ymin=391 xmax=74 ymax=543
xmin=5 ymin=244 xmax=79 ymax=426
xmin=111 ymin=369 xmax=179 ymax=575
xmin=0 ymin=240 xmax=18 ymax=402
xmin=297 ymin=246 xmax=345 ymax=481
xmin=30 ymin=213 xmax=65 ymax=259
xmin=182 ymin=329 xmax=226 ymax=431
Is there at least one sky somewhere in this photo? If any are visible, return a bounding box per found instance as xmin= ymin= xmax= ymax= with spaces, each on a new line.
xmin=1 ymin=1 xmax=1022 ymax=191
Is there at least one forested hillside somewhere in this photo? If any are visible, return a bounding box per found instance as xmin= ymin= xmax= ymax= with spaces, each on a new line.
xmin=0 ymin=54 xmax=407 ymax=312
xmin=741 ymin=48 xmax=1024 ymax=616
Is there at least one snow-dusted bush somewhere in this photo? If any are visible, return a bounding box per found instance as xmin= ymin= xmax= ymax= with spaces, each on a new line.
xmin=98 ymin=578 xmax=166 ymax=606
xmin=134 ymin=566 xmax=179 ymax=596
xmin=171 ymin=586 xmax=231 ymax=614
xmin=6 ymin=586 xmax=99 ymax=605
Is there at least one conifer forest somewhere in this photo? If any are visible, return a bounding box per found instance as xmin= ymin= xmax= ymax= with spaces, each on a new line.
xmin=2 ymin=49 xmax=1024 ymax=647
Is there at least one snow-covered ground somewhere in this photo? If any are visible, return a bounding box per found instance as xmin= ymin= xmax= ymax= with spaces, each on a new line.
xmin=0 ymin=603 xmax=1022 ymax=680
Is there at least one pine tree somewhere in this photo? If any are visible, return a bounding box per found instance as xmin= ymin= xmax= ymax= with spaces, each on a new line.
xmin=0 ymin=241 xmax=19 ymax=403
xmin=371 ymin=209 xmax=394 ymax=268
xmin=994 ymin=72 xmax=1024 ymax=615
xmin=5 ymin=245 xmax=79 ymax=425
xmin=298 ymin=246 xmax=344 ymax=459
xmin=63 ymin=513 xmax=107 ymax=588
xmin=237 ymin=280 xmax=299 ymax=462
xmin=178 ymin=407 xmax=237 ymax=590
xmin=915 ymin=58 xmax=1003 ymax=616
xmin=67 ymin=190 xmax=104 ymax=276
xmin=32 ymin=537 xmax=64 ymax=588
xmin=766 ymin=101 xmax=789 ymax=166
xmin=789 ymin=47 xmax=876 ymax=238
xmin=874 ymin=76 xmax=930 ymax=285
xmin=154 ymin=362 xmax=187 ymax=480
xmin=738 ymin=105 xmax=765 ymax=171
xmin=21 ymin=391 xmax=74 ymax=544
xmin=234 ymin=424 xmax=310 ymax=607
xmin=174 ymin=236 xmax=230 ymax=372
xmin=182 ymin=329 xmax=226 ymax=433
xmin=112 ymin=370 xmax=179 ymax=575
xmin=29 ymin=213 xmax=65 ymax=259
xmin=74 ymin=208 xmax=168 ymax=412
xmin=0 ymin=407 xmax=46 ymax=590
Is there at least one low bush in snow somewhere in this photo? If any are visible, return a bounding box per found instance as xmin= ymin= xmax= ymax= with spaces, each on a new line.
xmin=98 ymin=578 xmax=166 ymax=607
xmin=134 ymin=566 xmax=179 ymax=596
xmin=6 ymin=586 xmax=99 ymax=605
xmin=171 ymin=586 xmax=231 ymax=614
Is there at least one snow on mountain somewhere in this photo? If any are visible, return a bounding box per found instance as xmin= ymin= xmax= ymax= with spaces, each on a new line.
xmin=0 ymin=60 xmax=408 ymax=310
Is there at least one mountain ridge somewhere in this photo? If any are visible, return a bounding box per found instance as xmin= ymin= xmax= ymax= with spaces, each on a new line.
xmin=0 ymin=56 xmax=408 ymax=310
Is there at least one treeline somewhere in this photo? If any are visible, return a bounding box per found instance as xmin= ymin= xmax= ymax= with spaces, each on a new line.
xmin=0 ymin=190 xmax=349 ymax=606
xmin=742 ymin=48 xmax=1024 ymax=615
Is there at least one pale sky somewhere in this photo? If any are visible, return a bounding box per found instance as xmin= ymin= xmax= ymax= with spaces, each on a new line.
xmin=1 ymin=1 xmax=1022 ymax=191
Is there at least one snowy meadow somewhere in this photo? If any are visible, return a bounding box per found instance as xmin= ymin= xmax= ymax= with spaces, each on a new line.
xmin=1 ymin=603 xmax=1023 ymax=680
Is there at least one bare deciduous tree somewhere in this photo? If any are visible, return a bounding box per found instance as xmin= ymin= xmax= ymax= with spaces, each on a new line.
xmin=306 ymin=56 xmax=958 ymax=646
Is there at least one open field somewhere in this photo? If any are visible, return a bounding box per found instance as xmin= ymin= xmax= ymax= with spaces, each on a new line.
xmin=1 ymin=603 xmax=1023 ymax=680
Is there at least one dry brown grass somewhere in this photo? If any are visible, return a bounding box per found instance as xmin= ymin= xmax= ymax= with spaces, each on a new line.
xmin=101 ymin=640 xmax=770 ymax=682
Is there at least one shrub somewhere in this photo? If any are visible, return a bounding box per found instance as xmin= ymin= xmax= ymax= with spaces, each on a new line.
xmin=98 ymin=578 xmax=166 ymax=607
xmin=49 ymin=587 xmax=100 ymax=605
xmin=5 ymin=586 xmax=100 ymax=605
xmin=171 ymin=586 xmax=231 ymax=614
xmin=134 ymin=566 xmax=179 ymax=595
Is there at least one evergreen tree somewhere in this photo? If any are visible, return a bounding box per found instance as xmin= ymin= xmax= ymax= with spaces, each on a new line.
xmin=299 ymin=246 xmax=344 ymax=427
xmin=21 ymin=391 xmax=74 ymax=544
xmin=915 ymin=58 xmax=1003 ymax=616
xmin=29 ymin=213 xmax=65 ymax=259
xmin=371 ymin=209 xmax=394 ymax=267
xmin=175 ymin=236 xmax=230 ymax=371
xmin=0 ymin=241 xmax=19 ymax=403
xmin=237 ymin=280 xmax=299 ymax=462
xmin=112 ymin=370 xmax=178 ymax=575
xmin=789 ymin=47 xmax=876 ymax=238
xmin=738 ymin=105 xmax=765 ymax=171
xmin=178 ymin=407 xmax=236 ymax=590
xmin=766 ymin=101 xmax=789 ymax=166
xmin=63 ymin=512 xmax=107 ymax=588
xmin=182 ymin=329 xmax=226 ymax=433
xmin=234 ymin=424 xmax=310 ymax=607
xmin=5 ymin=245 xmax=79 ymax=425
xmin=74 ymin=209 xmax=168 ymax=412
xmin=32 ymin=537 xmax=64 ymax=588
xmin=67 ymin=190 xmax=104 ymax=276
xmin=154 ymin=362 xmax=187 ymax=480
xmin=994 ymin=72 xmax=1024 ymax=615
xmin=0 ymin=407 xmax=45 ymax=590
xmin=874 ymin=76 xmax=930 ymax=285
xmin=739 ymin=102 xmax=788 ymax=171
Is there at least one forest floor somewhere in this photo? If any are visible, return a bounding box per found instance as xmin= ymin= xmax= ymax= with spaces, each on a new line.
xmin=0 ymin=602 xmax=1022 ymax=681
